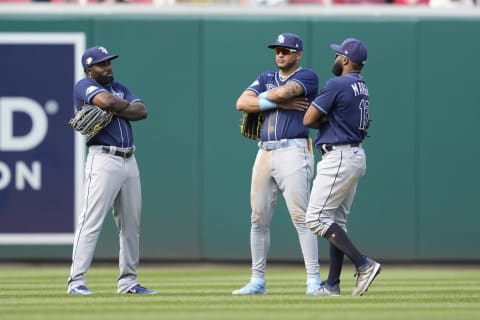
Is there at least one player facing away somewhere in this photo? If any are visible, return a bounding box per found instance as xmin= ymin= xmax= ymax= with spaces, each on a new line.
xmin=233 ymin=33 xmax=321 ymax=295
xmin=304 ymin=38 xmax=381 ymax=296
xmin=67 ymin=46 xmax=155 ymax=295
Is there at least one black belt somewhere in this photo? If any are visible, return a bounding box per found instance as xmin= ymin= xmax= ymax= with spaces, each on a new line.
xmin=102 ymin=146 xmax=134 ymax=158
xmin=320 ymin=143 xmax=360 ymax=155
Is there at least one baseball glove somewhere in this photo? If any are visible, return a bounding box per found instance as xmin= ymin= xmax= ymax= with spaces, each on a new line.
xmin=240 ymin=112 xmax=264 ymax=140
xmin=68 ymin=104 xmax=113 ymax=141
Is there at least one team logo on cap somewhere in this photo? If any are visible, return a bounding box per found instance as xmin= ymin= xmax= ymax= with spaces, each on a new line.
xmin=277 ymin=35 xmax=285 ymax=44
xmin=85 ymin=57 xmax=93 ymax=66
xmin=98 ymin=46 xmax=108 ymax=54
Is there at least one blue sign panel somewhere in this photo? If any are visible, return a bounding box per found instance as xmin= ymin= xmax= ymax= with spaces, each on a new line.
xmin=0 ymin=33 xmax=85 ymax=244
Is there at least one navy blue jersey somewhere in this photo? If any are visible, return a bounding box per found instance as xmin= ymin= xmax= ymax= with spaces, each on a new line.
xmin=311 ymin=72 xmax=369 ymax=147
xmin=247 ymin=68 xmax=318 ymax=141
xmin=73 ymin=78 xmax=142 ymax=148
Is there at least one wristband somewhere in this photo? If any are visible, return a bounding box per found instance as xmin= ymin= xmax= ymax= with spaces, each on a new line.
xmin=258 ymin=92 xmax=277 ymax=111
xmin=258 ymin=91 xmax=268 ymax=99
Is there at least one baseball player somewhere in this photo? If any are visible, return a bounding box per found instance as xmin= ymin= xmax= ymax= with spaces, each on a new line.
xmin=67 ymin=46 xmax=155 ymax=295
xmin=304 ymin=38 xmax=381 ymax=296
xmin=233 ymin=33 xmax=321 ymax=295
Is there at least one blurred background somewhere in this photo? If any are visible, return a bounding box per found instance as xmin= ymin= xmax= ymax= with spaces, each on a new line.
xmin=0 ymin=0 xmax=477 ymax=7
xmin=0 ymin=0 xmax=477 ymax=8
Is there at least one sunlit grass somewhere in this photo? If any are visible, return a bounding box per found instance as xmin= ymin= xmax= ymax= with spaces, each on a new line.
xmin=0 ymin=264 xmax=479 ymax=320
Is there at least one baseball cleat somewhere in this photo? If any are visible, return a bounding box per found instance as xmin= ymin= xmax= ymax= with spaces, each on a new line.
xmin=305 ymin=276 xmax=321 ymax=296
xmin=232 ymin=277 xmax=266 ymax=295
xmin=314 ymin=282 xmax=341 ymax=296
xmin=125 ymin=284 xmax=156 ymax=294
xmin=352 ymin=258 xmax=381 ymax=296
xmin=67 ymin=285 xmax=92 ymax=295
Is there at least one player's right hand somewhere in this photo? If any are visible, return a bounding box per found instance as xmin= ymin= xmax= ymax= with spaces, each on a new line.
xmin=278 ymin=97 xmax=309 ymax=111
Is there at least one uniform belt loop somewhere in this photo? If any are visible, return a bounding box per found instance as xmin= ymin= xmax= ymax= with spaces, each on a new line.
xmin=321 ymin=144 xmax=328 ymax=154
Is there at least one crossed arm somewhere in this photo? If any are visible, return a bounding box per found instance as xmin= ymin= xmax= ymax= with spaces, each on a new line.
xmin=235 ymin=81 xmax=309 ymax=113
xmin=304 ymin=104 xmax=328 ymax=129
xmin=91 ymin=91 xmax=148 ymax=121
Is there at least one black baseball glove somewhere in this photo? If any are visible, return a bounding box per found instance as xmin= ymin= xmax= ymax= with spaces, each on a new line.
xmin=240 ymin=112 xmax=264 ymax=140
xmin=68 ymin=104 xmax=113 ymax=141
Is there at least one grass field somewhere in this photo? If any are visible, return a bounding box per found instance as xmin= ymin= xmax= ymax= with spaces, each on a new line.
xmin=1 ymin=263 xmax=479 ymax=320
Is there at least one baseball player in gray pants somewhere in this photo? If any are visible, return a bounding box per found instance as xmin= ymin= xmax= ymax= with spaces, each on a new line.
xmin=67 ymin=46 xmax=155 ymax=295
xmin=304 ymin=38 xmax=381 ymax=297
xmin=233 ymin=33 xmax=321 ymax=295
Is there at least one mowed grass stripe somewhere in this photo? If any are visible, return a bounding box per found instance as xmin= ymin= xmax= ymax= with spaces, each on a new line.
xmin=0 ymin=265 xmax=478 ymax=320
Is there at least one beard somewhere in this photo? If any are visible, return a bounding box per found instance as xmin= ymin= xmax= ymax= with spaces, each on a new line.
xmin=278 ymin=59 xmax=298 ymax=72
xmin=93 ymin=73 xmax=114 ymax=86
xmin=331 ymin=61 xmax=343 ymax=76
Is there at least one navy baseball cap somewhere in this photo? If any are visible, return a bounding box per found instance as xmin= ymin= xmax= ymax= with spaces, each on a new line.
xmin=330 ymin=38 xmax=367 ymax=65
xmin=268 ymin=33 xmax=303 ymax=51
xmin=82 ymin=46 xmax=118 ymax=70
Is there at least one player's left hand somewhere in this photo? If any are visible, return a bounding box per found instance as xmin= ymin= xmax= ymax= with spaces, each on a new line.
xmin=68 ymin=104 xmax=113 ymax=141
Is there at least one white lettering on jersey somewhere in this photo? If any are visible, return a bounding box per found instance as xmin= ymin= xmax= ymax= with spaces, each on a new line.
xmin=351 ymin=82 xmax=369 ymax=97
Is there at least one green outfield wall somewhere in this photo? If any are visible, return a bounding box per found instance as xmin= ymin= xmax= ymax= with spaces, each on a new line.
xmin=1 ymin=9 xmax=479 ymax=262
